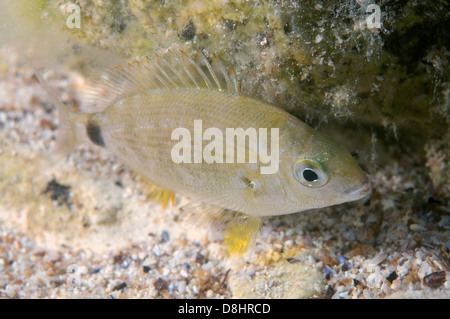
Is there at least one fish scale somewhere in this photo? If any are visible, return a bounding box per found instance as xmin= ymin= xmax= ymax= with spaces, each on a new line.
xmin=98 ymin=90 xmax=286 ymax=199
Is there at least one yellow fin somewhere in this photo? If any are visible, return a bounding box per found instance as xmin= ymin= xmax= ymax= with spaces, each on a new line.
xmin=139 ymin=181 xmax=175 ymax=210
xmin=223 ymin=213 xmax=261 ymax=256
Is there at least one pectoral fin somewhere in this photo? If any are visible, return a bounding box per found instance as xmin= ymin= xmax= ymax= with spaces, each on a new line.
xmin=223 ymin=213 xmax=261 ymax=256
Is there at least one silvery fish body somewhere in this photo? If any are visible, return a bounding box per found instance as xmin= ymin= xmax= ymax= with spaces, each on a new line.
xmin=91 ymin=88 xmax=369 ymax=217
xmin=39 ymin=50 xmax=370 ymax=253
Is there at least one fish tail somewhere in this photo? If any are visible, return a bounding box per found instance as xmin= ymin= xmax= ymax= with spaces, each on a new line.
xmin=36 ymin=73 xmax=86 ymax=159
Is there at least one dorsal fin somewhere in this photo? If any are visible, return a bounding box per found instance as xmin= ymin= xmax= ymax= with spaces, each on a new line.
xmin=81 ymin=49 xmax=240 ymax=112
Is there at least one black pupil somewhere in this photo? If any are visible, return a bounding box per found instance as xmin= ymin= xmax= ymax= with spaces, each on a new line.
xmin=302 ymin=168 xmax=319 ymax=182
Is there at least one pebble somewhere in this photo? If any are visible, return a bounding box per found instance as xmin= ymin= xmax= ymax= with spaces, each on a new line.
xmin=177 ymin=281 xmax=186 ymax=294
xmin=183 ymin=262 xmax=191 ymax=270
xmin=422 ymin=271 xmax=446 ymax=289
xmin=206 ymin=289 xmax=214 ymax=298
xmin=161 ymin=230 xmax=170 ymax=243
xmin=336 ymin=255 xmax=346 ymax=264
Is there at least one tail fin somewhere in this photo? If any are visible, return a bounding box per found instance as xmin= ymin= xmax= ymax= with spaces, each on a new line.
xmin=36 ymin=73 xmax=80 ymax=159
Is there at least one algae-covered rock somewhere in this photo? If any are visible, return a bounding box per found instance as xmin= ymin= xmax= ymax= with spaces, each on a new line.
xmin=229 ymin=261 xmax=324 ymax=298
xmin=2 ymin=0 xmax=448 ymax=151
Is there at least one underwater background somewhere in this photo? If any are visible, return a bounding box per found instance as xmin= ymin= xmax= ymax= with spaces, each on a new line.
xmin=0 ymin=0 xmax=448 ymax=298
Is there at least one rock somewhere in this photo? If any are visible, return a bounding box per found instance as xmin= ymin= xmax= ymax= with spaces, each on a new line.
xmin=229 ymin=262 xmax=324 ymax=299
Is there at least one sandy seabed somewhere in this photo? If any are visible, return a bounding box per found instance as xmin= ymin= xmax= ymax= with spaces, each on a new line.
xmin=0 ymin=47 xmax=449 ymax=299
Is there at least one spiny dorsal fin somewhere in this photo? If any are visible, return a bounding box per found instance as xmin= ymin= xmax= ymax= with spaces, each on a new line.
xmin=81 ymin=49 xmax=240 ymax=112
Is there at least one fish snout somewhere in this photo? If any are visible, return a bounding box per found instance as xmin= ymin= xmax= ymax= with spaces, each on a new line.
xmin=344 ymin=175 xmax=371 ymax=199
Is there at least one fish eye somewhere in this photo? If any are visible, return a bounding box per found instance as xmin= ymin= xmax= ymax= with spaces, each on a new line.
xmin=293 ymin=160 xmax=328 ymax=188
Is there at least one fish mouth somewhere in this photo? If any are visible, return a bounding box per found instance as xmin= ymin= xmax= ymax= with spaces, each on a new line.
xmin=345 ymin=183 xmax=371 ymax=198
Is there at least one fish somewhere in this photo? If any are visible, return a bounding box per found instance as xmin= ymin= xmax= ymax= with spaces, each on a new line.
xmin=37 ymin=50 xmax=371 ymax=255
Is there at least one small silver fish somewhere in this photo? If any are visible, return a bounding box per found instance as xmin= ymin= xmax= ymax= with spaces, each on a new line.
xmin=38 ymin=50 xmax=370 ymax=254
